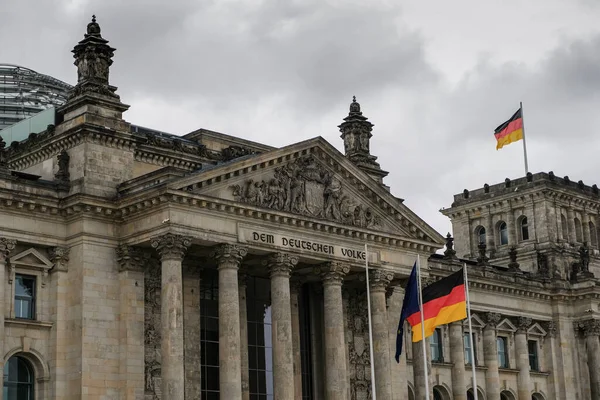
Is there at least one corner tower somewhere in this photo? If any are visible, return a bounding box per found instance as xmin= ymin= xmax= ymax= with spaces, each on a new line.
xmin=338 ymin=97 xmax=388 ymax=185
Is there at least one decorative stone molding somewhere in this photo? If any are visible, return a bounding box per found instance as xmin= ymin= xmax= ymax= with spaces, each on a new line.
xmin=516 ymin=317 xmax=533 ymax=333
xmin=368 ymin=269 xmax=394 ymax=292
xmin=443 ymin=233 xmax=457 ymax=259
xmin=477 ymin=243 xmax=489 ymax=266
xmin=229 ymin=154 xmax=382 ymax=229
xmin=318 ymin=261 xmax=350 ymax=285
xmin=0 ymin=238 xmax=17 ymax=262
xmin=485 ymin=312 xmax=502 ymax=328
xmin=508 ymin=246 xmax=520 ymax=272
xmin=577 ymin=319 xmax=600 ymax=337
xmin=54 ymin=150 xmax=70 ymax=184
xmin=265 ymin=252 xmax=298 ymax=278
xmin=151 ymin=233 xmax=192 ymax=261
xmin=211 ymin=244 xmax=247 ymax=268
xmin=8 ymin=248 xmax=54 ymax=287
xmin=49 ymin=247 xmax=70 ymax=273
xmin=543 ymin=321 xmax=557 ymax=337
xmin=116 ymin=245 xmax=148 ymax=272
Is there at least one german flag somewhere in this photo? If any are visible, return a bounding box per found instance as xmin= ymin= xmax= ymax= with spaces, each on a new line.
xmin=407 ymin=269 xmax=467 ymax=342
xmin=494 ymin=107 xmax=523 ymax=150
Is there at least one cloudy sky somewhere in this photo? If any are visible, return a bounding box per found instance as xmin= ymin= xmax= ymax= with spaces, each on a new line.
xmin=3 ymin=0 xmax=600 ymax=238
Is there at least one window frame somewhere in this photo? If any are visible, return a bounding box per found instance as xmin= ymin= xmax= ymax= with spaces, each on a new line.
xmin=13 ymin=274 xmax=36 ymax=320
xmin=430 ymin=328 xmax=444 ymax=363
xmin=463 ymin=331 xmax=477 ymax=366
xmin=528 ymin=339 xmax=539 ymax=371
xmin=497 ymin=336 xmax=509 ymax=368
xmin=498 ymin=222 xmax=509 ymax=245
xmin=3 ymin=355 xmax=35 ymax=400
xmin=475 ymin=226 xmax=486 ymax=245
xmin=519 ymin=216 xmax=530 ymax=241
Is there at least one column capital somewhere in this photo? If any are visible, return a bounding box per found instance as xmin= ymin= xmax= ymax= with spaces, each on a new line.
xmin=369 ymin=269 xmax=394 ymax=292
xmin=578 ymin=319 xmax=600 ymax=337
xmin=317 ymin=261 xmax=349 ymax=285
xmin=485 ymin=312 xmax=502 ymax=328
xmin=516 ymin=316 xmax=532 ymax=333
xmin=151 ymin=233 xmax=192 ymax=261
xmin=211 ymin=244 xmax=247 ymax=268
xmin=0 ymin=237 xmax=17 ymax=262
xmin=265 ymin=252 xmax=298 ymax=278
xmin=116 ymin=245 xmax=149 ymax=272
xmin=543 ymin=320 xmax=558 ymax=337
xmin=49 ymin=246 xmax=70 ymax=272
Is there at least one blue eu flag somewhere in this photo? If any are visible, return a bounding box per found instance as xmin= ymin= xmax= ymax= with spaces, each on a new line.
xmin=395 ymin=262 xmax=419 ymax=362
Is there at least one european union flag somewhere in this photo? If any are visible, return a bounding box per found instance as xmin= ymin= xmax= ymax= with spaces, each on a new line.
xmin=395 ymin=262 xmax=419 ymax=362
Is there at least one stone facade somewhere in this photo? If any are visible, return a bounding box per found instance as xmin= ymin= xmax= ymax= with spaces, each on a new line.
xmin=0 ymin=15 xmax=598 ymax=400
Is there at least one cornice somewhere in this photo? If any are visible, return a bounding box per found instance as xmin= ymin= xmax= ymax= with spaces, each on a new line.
xmin=118 ymin=188 xmax=440 ymax=254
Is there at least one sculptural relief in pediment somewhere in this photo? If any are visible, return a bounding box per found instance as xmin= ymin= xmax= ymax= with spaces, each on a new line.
xmin=229 ymin=155 xmax=382 ymax=229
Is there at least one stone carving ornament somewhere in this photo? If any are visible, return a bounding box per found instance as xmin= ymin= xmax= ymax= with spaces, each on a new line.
xmin=151 ymin=233 xmax=192 ymax=261
xmin=346 ymin=289 xmax=373 ymax=400
xmin=144 ymin=260 xmax=162 ymax=399
xmin=230 ymin=155 xmax=381 ymax=229
xmin=0 ymin=238 xmax=17 ymax=262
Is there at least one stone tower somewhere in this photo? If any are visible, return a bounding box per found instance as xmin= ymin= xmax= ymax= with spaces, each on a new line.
xmin=338 ymin=96 xmax=388 ymax=184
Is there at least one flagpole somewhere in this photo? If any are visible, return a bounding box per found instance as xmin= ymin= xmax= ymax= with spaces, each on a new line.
xmin=520 ymin=101 xmax=529 ymax=175
xmin=365 ymin=244 xmax=377 ymax=400
xmin=416 ymin=254 xmax=431 ymax=400
xmin=464 ymin=263 xmax=478 ymax=400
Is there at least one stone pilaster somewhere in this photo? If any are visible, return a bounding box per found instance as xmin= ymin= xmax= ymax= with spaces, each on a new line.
xmin=582 ymin=319 xmax=600 ymax=399
xmin=567 ymin=207 xmax=577 ymax=243
xmin=483 ymin=312 xmax=501 ymax=400
xmin=183 ymin=264 xmax=202 ymax=400
xmin=212 ymin=244 xmax=247 ymax=399
xmin=387 ymin=285 xmax=407 ymax=400
xmin=583 ymin=212 xmax=592 ymax=244
xmin=543 ymin=321 xmax=560 ymax=400
xmin=369 ymin=269 xmax=393 ymax=400
xmin=319 ymin=262 xmax=349 ymax=400
xmin=412 ymin=336 xmax=433 ymax=400
xmin=151 ymin=233 xmax=192 ymax=399
xmin=486 ymin=208 xmax=496 ymax=254
xmin=239 ymin=268 xmax=250 ymax=400
xmin=449 ymin=322 xmax=467 ymax=400
xmin=515 ymin=317 xmax=532 ymax=400
xmin=115 ymin=246 xmax=146 ymax=400
xmin=48 ymin=246 xmax=70 ymax=398
xmin=267 ymin=253 xmax=298 ymax=400
xmin=290 ymin=278 xmax=303 ymax=400
xmin=0 ymin=238 xmax=16 ymax=390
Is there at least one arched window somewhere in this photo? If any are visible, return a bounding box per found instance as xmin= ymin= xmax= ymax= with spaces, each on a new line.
xmin=475 ymin=226 xmax=486 ymax=245
xmin=3 ymin=356 xmax=34 ymax=400
xmin=433 ymin=388 xmax=443 ymax=400
xmin=574 ymin=218 xmax=583 ymax=242
xmin=408 ymin=385 xmax=415 ymax=400
xmin=467 ymin=388 xmax=485 ymax=400
xmin=498 ymin=221 xmax=509 ymax=245
xmin=433 ymin=386 xmax=450 ymax=400
xmin=561 ymin=214 xmax=568 ymax=240
xmin=590 ymin=221 xmax=598 ymax=248
xmin=501 ymin=389 xmax=516 ymax=400
xmin=430 ymin=328 xmax=443 ymax=362
xmin=532 ymin=393 xmax=546 ymax=400
xmin=520 ymin=217 xmax=529 ymax=241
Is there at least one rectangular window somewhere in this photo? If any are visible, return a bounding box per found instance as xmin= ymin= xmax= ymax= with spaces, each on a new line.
xmin=14 ymin=275 xmax=35 ymax=319
xmin=464 ymin=332 xmax=476 ymax=365
xmin=497 ymin=336 xmax=509 ymax=368
xmin=528 ymin=340 xmax=539 ymax=371
xmin=430 ymin=328 xmax=443 ymax=362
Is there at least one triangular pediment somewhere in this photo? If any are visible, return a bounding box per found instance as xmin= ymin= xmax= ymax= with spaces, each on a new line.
xmin=170 ymin=137 xmax=444 ymax=246
xmin=9 ymin=248 xmax=53 ymax=270
xmin=468 ymin=314 xmax=486 ymax=329
xmin=497 ymin=318 xmax=517 ymax=333
xmin=527 ymin=323 xmax=547 ymax=337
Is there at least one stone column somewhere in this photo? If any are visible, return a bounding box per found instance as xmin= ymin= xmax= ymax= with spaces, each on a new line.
xmin=183 ymin=264 xmax=202 ymax=400
xmin=567 ymin=207 xmax=577 ymax=243
xmin=151 ymin=233 xmax=191 ymax=399
xmin=0 ymin=238 xmax=16 ymax=390
xmin=116 ymin=246 xmax=147 ymax=400
xmin=515 ymin=317 xmax=532 ymax=400
xmin=583 ymin=320 xmax=600 ymax=399
xmin=212 ymin=244 xmax=247 ymax=399
xmin=449 ymin=322 xmax=467 ymax=400
xmin=543 ymin=321 xmax=560 ymax=400
xmin=483 ymin=312 xmax=501 ymax=400
xmin=412 ymin=337 xmax=433 ymax=400
xmin=486 ymin=208 xmax=496 ymax=254
xmin=387 ymin=285 xmax=408 ymax=400
xmin=290 ymin=278 xmax=303 ymax=400
xmin=319 ymin=262 xmax=349 ymax=400
xmin=583 ymin=212 xmax=592 ymax=244
xmin=239 ymin=268 xmax=250 ymax=400
xmin=266 ymin=253 xmax=298 ymax=400
xmin=369 ymin=269 xmax=394 ymax=400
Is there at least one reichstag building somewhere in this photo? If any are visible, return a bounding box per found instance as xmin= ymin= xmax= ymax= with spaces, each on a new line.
xmin=0 ymin=16 xmax=599 ymax=400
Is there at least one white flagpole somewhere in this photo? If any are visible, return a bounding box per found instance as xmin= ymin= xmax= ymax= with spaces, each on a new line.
xmin=520 ymin=101 xmax=529 ymax=175
xmin=365 ymin=244 xmax=377 ymax=400
xmin=416 ymin=254 xmax=431 ymax=400
xmin=464 ymin=263 xmax=478 ymax=400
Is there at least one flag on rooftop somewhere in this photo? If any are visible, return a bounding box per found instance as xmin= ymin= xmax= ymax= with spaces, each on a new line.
xmin=494 ymin=107 xmax=523 ymax=150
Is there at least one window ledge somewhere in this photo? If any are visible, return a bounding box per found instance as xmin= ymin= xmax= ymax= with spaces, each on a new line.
xmin=531 ymin=370 xmax=550 ymax=377
xmin=5 ymin=318 xmax=53 ymax=329
xmin=498 ymin=367 xmax=519 ymax=374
